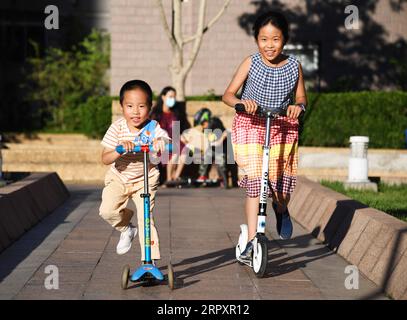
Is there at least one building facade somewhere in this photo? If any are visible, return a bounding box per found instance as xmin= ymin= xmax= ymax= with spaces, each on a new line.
xmin=1 ymin=0 xmax=406 ymax=114
xmin=0 ymin=0 xmax=110 ymax=130
xmin=110 ymin=0 xmax=407 ymax=96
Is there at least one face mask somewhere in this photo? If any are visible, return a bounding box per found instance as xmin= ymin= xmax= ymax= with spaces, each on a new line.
xmin=166 ymin=97 xmax=176 ymax=108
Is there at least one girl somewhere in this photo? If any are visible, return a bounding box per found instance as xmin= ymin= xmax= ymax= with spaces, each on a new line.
xmin=222 ymin=11 xmax=307 ymax=262
xmin=150 ymin=86 xmax=190 ymax=185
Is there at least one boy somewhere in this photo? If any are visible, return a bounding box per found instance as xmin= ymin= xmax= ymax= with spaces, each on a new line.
xmin=99 ymin=80 xmax=169 ymax=262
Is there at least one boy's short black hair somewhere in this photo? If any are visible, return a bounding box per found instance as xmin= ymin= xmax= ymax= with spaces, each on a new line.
xmin=253 ymin=11 xmax=289 ymax=44
xmin=119 ymin=79 xmax=153 ymax=107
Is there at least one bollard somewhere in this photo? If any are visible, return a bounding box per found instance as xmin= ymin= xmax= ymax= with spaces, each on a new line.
xmin=345 ymin=136 xmax=377 ymax=191
xmin=348 ymin=136 xmax=369 ymax=182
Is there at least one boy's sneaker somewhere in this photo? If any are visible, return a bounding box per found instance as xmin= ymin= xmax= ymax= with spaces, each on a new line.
xmin=272 ymin=202 xmax=293 ymax=240
xmin=116 ymin=224 xmax=137 ymax=255
xmin=238 ymin=239 xmax=254 ymax=263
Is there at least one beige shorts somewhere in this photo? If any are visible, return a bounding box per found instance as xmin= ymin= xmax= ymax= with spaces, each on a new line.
xmin=99 ymin=169 xmax=161 ymax=260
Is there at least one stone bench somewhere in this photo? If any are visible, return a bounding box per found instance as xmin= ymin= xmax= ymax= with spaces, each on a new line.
xmin=289 ymin=176 xmax=407 ymax=300
xmin=0 ymin=172 xmax=70 ymax=253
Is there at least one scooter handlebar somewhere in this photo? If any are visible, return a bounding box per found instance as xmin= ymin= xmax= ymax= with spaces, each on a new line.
xmin=115 ymin=144 xmax=173 ymax=155
xmin=234 ymin=103 xmax=287 ymax=117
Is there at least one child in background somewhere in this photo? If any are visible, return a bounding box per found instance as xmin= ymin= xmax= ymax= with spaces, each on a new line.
xmin=179 ymin=108 xmax=212 ymax=177
xmin=197 ymin=116 xmax=229 ymax=188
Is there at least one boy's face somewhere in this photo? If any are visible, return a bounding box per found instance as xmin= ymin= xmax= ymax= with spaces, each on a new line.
xmin=256 ymin=23 xmax=285 ymax=63
xmin=121 ymin=89 xmax=151 ymax=131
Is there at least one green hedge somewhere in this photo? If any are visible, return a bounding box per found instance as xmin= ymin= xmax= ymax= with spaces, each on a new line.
xmin=300 ymin=91 xmax=407 ymax=148
xmin=31 ymin=91 xmax=407 ymax=147
xmin=78 ymin=96 xmax=113 ymax=139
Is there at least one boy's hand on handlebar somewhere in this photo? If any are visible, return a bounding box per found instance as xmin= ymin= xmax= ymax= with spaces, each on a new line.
xmin=242 ymin=100 xmax=258 ymax=115
xmin=286 ymin=105 xmax=302 ymax=119
xmin=152 ymin=138 xmax=166 ymax=154
xmin=120 ymin=141 xmax=135 ymax=154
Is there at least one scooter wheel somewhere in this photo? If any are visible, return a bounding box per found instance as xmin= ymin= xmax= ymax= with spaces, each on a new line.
xmin=121 ymin=264 xmax=130 ymax=290
xmin=167 ymin=263 xmax=175 ymax=290
xmin=253 ymin=237 xmax=267 ymax=278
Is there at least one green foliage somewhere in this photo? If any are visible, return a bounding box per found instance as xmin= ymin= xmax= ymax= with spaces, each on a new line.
xmin=300 ymin=92 xmax=407 ymax=148
xmin=186 ymin=89 xmax=222 ymax=101
xmin=24 ymin=30 xmax=110 ymax=132
xmin=390 ymin=55 xmax=407 ymax=91
xmin=321 ymin=180 xmax=407 ymax=222
xmin=78 ymin=96 xmax=112 ymax=139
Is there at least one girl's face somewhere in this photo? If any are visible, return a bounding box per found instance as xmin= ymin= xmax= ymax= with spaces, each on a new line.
xmin=121 ymin=88 xmax=151 ymax=131
xmin=256 ymin=23 xmax=285 ymax=63
xmin=162 ymin=90 xmax=176 ymax=108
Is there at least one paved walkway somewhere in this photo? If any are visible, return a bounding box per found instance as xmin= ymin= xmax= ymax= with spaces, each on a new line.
xmin=0 ymin=184 xmax=387 ymax=300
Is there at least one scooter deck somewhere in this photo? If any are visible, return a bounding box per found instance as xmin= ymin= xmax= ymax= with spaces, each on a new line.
xmin=130 ymin=264 xmax=164 ymax=282
xmin=165 ymin=178 xmax=221 ymax=188
xmin=236 ymin=256 xmax=252 ymax=268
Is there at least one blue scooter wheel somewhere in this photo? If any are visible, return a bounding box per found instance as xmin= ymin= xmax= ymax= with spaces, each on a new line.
xmin=121 ymin=264 xmax=130 ymax=290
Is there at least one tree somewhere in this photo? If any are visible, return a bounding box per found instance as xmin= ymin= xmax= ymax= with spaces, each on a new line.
xmin=25 ymin=30 xmax=110 ymax=131
xmin=155 ymin=0 xmax=232 ymax=100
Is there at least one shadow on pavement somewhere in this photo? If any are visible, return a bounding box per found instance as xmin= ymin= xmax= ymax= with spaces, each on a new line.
xmin=0 ymin=186 xmax=98 ymax=282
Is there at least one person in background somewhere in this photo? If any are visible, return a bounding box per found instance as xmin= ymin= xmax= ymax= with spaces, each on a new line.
xmin=150 ymin=86 xmax=190 ymax=185
xmin=169 ymin=108 xmax=212 ymax=183
xmin=197 ymin=116 xmax=229 ymax=189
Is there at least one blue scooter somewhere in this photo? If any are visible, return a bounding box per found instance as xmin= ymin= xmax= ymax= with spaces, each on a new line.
xmin=116 ymin=143 xmax=175 ymax=290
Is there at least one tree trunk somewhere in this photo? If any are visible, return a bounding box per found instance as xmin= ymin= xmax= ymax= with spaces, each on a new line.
xmin=170 ymin=35 xmax=185 ymax=100
xmin=155 ymin=0 xmax=231 ymax=101
xmin=172 ymin=71 xmax=186 ymax=101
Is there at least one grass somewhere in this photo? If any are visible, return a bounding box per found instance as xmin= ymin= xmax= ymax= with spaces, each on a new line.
xmin=320 ymin=180 xmax=407 ymax=223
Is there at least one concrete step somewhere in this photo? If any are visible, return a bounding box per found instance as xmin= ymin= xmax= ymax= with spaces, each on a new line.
xmin=3 ymin=162 xmax=108 ymax=182
xmin=3 ymin=147 xmax=102 ymax=164
xmin=3 ymin=133 xmax=100 ymax=146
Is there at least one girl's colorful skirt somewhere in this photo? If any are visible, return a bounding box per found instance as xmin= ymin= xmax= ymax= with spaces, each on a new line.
xmin=232 ymin=112 xmax=299 ymax=198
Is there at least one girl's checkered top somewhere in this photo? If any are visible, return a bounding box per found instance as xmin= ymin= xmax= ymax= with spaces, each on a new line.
xmin=232 ymin=53 xmax=300 ymax=197
xmin=241 ymin=52 xmax=299 ymax=110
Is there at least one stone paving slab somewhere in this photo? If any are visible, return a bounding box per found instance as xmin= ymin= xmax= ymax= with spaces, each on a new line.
xmin=0 ymin=185 xmax=388 ymax=300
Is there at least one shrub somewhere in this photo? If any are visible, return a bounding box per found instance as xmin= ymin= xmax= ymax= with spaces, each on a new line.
xmin=24 ymin=29 xmax=110 ymax=131
xmin=300 ymin=91 xmax=407 ymax=148
xmin=78 ymin=96 xmax=113 ymax=139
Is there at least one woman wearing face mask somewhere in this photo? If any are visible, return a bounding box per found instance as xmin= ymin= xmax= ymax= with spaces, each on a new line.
xmin=150 ymin=86 xmax=190 ymax=185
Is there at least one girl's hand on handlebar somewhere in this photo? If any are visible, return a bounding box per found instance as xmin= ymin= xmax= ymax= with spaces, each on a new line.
xmin=120 ymin=141 xmax=135 ymax=154
xmin=286 ymin=105 xmax=302 ymax=119
xmin=242 ymin=100 xmax=258 ymax=115
xmin=152 ymin=138 xmax=166 ymax=154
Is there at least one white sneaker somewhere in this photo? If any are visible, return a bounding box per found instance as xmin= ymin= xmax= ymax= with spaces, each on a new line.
xmin=116 ymin=224 xmax=137 ymax=255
